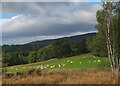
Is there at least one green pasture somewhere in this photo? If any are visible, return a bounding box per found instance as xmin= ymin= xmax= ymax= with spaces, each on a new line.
xmin=4 ymin=53 xmax=110 ymax=73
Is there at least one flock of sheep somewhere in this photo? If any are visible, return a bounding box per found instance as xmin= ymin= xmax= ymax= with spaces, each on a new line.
xmin=10 ymin=59 xmax=101 ymax=71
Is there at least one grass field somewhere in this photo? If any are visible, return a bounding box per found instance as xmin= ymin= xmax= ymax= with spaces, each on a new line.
xmin=4 ymin=53 xmax=110 ymax=73
xmin=2 ymin=53 xmax=119 ymax=84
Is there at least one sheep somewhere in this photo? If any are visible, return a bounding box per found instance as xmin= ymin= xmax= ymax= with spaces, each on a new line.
xmin=80 ymin=62 xmax=82 ymax=64
xmin=41 ymin=66 xmax=44 ymax=70
xmin=71 ymin=61 xmax=73 ymax=63
xmin=47 ymin=65 xmax=49 ymax=67
xmin=67 ymin=60 xmax=69 ymax=62
xmin=63 ymin=64 xmax=65 ymax=66
xmin=89 ymin=61 xmax=91 ymax=63
xmin=94 ymin=60 xmax=96 ymax=63
xmin=16 ymin=68 xmax=18 ymax=70
xmin=58 ymin=64 xmax=61 ymax=67
xmin=37 ymin=66 xmax=40 ymax=69
xmin=98 ymin=60 xmax=101 ymax=62
xmin=52 ymin=65 xmax=56 ymax=68
xmin=23 ymin=67 xmax=25 ymax=69
xmin=11 ymin=67 xmax=13 ymax=69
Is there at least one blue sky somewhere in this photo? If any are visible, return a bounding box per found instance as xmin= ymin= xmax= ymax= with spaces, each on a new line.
xmin=0 ymin=14 xmax=18 ymax=19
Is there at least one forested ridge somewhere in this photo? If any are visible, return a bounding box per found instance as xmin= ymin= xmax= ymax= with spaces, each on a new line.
xmin=2 ymin=33 xmax=96 ymax=66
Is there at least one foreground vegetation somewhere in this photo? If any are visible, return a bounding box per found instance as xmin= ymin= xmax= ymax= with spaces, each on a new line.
xmin=2 ymin=69 xmax=119 ymax=84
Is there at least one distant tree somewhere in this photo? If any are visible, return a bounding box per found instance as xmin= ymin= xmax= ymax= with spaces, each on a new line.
xmin=28 ymin=51 xmax=37 ymax=63
xmin=37 ymin=45 xmax=55 ymax=61
xmin=52 ymin=39 xmax=72 ymax=58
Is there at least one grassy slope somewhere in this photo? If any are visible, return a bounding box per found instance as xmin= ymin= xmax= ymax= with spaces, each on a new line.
xmin=5 ymin=53 xmax=110 ymax=73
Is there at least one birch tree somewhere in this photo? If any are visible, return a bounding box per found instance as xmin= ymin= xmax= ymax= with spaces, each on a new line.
xmin=96 ymin=2 xmax=120 ymax=71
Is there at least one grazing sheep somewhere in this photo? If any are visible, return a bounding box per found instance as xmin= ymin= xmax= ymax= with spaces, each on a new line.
xmin=63 ymin=64 xmax=65 ymax=66
xmin=23 ymin=67 xmax=25 ymax=69
xmin=58 ymin=64 xmax=61 ymax=67
xmin=98 ymin=60 xmax=101 ymax=62
xmin=89 ymin=61 xmax=91 ymax=63
xmin=37 ymin=66 xmax=40 ymax=69
xmin=80 ymin=62 xmax=82 ymax=64
xmin=67 ymin=60 xmax=69 ymax=62
xmin=71 ymin=61 xmax=73 ymax=63
xmin=47 ymin=65 xmax=49 ymax=67
xmin=11 ymin=67 xmax=13 ymax=69
xmin=94 ymin=60 xmax=96 ymax=63
xmin=41 ymin=66 xmax=44 ymax=70
xmin=52 ymin=65 xmax=56 ymax=68
xmin=51 ymin=66 xmax=53 ymax=68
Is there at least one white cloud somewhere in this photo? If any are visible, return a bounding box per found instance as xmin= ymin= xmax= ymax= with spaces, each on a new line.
xmin=2 ymin=2 xmax=102 ymax=44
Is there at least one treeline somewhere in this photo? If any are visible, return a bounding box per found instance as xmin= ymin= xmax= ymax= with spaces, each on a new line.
xmin=2 ymin=35 xmax=111 ymax=67
xmin=2 ymin=39 xmax=89 ymax=66
xmin=2 ymin=44 xmax=44 ymax=53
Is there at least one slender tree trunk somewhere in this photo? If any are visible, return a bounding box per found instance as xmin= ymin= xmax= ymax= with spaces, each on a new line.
xmin=107 ymin=25 xmax=116 ymax=68
xmin=107 ymin=3 xmax=116 ymax=69
xmin=106 ymin=30 xmax=114 ymax=71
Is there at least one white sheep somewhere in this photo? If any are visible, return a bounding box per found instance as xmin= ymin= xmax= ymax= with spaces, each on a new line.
xmin=94 ymin=60 xmax=96 ymax=63
xmin=80 ymin=62 xmax=82 ymax=64
xmin=50 ymin=66 xmax=53 ymax=68
xmin=58 ymin=64 xmax=61 ymax=67
xmin=11 ymin=67 xmax=13 ymax=69
xmin=71 ymin=61 xmax=73 ymax=63
xmin=47 ymin=65 xmax=49 ymax=67
xmin=52 ymin=65 xmax=56 ymax=68
xmin=37 ymin=66 xmax=40 ymax=69
xmin=63 ymin=64 xmax=65 ymax=66
xmin=98 ymin=60 xmax=101 ymax=62
xmin=67 ymin=60 xmax=69 ymax=62
xmin=23 ymin=67 xmax=25 ymax=69
xmin=89 ymin=61 xmax=91 ymax=63
xmin=41 ymin=66 xmax=44 ymax=70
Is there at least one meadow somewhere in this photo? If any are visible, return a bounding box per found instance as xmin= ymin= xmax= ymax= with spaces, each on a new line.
xmin=2 ymin=53 xmax=119 ymax=84
xmin=4 ymin=53 xmax=110 ymax=73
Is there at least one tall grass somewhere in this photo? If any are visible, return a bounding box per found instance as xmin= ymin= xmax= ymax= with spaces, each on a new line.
xmin=2 ymin=69 xmax=118 ymax=84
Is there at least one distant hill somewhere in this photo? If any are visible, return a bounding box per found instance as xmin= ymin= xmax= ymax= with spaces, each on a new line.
xmin=28 ymin=32 xmax=97 ymax=46
xmin=2 ymin=32 xmax=97 ymax=53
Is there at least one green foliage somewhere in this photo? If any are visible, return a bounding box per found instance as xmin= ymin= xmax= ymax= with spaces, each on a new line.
xmin=29 ymin=51 xmax=37 ymax=63
xmin=37 ymin=45 xmax=55 ymax=61
xmin=88 ymin=32 xmax=107 ymax=57
xmin=2 ymin=39 xmax=89 ymax=66
xmin=52 ymin=39 xmax=72 ymax=59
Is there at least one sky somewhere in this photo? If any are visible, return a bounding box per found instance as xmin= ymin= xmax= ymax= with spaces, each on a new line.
xmin=0 ymin=2 xmax=102 ymax=45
